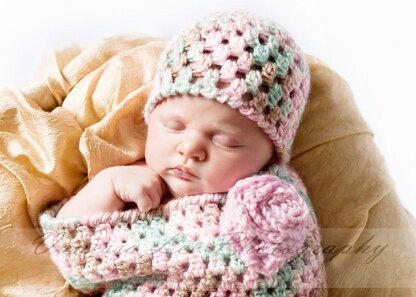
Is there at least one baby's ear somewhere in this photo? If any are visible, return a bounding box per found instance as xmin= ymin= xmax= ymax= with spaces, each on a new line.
xmin=220 ymin=174 xmax=310 ymax=277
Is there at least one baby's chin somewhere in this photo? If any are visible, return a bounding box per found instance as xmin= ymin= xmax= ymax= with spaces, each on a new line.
xmin=167 ymin=185 xmax=204 ymax=198
xmin=165 ymin=181 xmax=225 ymax=199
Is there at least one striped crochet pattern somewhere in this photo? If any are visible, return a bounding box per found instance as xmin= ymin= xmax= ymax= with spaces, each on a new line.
xmin=144 ymin=11 xmax=310 ymax=164
xmin=39 ymin=164 xmax=327 ymax=296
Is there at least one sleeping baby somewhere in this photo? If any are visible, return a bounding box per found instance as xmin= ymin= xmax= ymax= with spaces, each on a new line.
xmin=40 ymin=11 xmax=327 ymax=296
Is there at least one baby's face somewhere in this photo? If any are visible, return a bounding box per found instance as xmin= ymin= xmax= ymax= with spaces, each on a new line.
xmin=145 ymin=95 xmax=274 ymax=198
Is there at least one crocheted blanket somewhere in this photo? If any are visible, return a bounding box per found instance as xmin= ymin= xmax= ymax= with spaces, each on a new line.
xmin=39 ymin=166 xmax=327 ymax=296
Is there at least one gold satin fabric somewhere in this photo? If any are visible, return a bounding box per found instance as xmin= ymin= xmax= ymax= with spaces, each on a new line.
xmin=0 ymin=36 xmax=414 ymax=296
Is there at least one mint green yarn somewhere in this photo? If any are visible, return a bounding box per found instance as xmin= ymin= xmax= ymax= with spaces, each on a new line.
xmin=105 ymin=279 xmax=142 ymax=297
xmin=267 ymin=22 xmax=279 ymax=35
xmin=217 ymin=243 xmax=233 ymax=261
xmin=145 ymin=218 xmax=164 ymax=246
xmin=245 ymin=28 xmax=260 ymax=47
xmin=250 ymin=257 xmax=308 ymax=297
xmin=105 ymin=275 xmax=165 ymax=297
xmin=253 ymin=280 xmax=286 ymax=297
xmin=291 ymin=256 xmax=306 ymax=274
xmin=272 ymin=165 xmax=314 ymax=214
xmin=186 ymin=41 xmax=204 ymax=63
xmin=167 ymin=41 xmax=185 ymax=66
xmin=252 ymin=287 xmax=268 ymax=297
xmin=159 ymin=69 xmax=173 ymax=97
xmin=189 ymin=79 xmax=203 ymax=96
xmin=269 ymin=285 xmax=288 ymax=297
xmin=200 ymin=85 xmax=218 ymax=98
xmin=213 ymin=236 xmax=228 ymax=250
xmin=174 ymin=67 xmax=192 ymax=95
xmin=253 ymin=273 xmax=288 ymax=297
xmin=131 ymin=217 xmax=149 ymax=231
xmin=245 ymin=70 xmax=262 ymax=96
xmin=282 ymin=264 xmax=293 ymax=282
xmin=159 ymin=230 xmax=191 ymax=254
xmin=267 ymin=83 xmax=283 ymax=108
xmin=275 ymin=274 xmax=289 ymax=289
xmin=192 ymin=241 xmax=211 ymax=262
xmin=253 ymin=44 xmax=270 ymax=66
xmin=202 ymin=69 xmax=219 ymax=86
xmin=268 ymin=35 xmax=280 ymax=59
xmin=200 ymin=69 xmax=219 ymax=98
xmin=282 ymin=47 xmax=294 ymax=65
xmin=68 ymin=277 xmax=97 ymax=291
xmin=159 ymin=238 xmax=174 ymax=254
xmin=229 ymin=254 xmax=245 ymax=274
xmin=179 ymin=234 xmax=194 ymax=252
xmin=275 ymin=53 xmax=290 ymax=77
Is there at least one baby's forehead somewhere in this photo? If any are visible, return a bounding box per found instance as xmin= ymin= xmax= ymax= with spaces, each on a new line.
xmin=159 ymin=108 xmax=242 ymax=128
xmin=157 ymin=97 xmax=243 ymax=122
xmin=157 ymin=94 xmax=231 ymax=112
xmin=153 ymin=95 xmax=275 ymax=136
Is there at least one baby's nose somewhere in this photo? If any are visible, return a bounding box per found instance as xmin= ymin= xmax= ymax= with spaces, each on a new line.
xmin=177 ymin=134 xmax=207 ymax=161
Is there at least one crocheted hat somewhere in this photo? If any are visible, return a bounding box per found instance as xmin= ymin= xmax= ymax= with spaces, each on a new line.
xmin=144 ymin=11 xmax=310 ymax=164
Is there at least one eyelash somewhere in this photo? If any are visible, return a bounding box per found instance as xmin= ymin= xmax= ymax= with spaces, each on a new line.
xmin=163 ymin=122 xmax=241 ymax=148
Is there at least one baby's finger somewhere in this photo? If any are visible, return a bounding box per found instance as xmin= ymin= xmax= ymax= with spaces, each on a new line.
xmin=136 ymin=194 xmax=153 ymax=212
xmin=148 ymin=187 xmax=162 ymax=209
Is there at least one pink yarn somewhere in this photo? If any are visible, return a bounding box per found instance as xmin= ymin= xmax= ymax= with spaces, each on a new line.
xmin=204 ymin=31 xmax=223 ymax=51
xmin=219 ymin=60 xmax=238 ymax=82
xmin=212 ymin=44 xmax=230 ymax=65
xmin=236 ymin=52 xmax=253 ymax=73
xmin=218 ymin=78 xmax=247 ymax=106
xmin=229 ymin=35 xmax=246 ymax=56
xmin=219 ymin=174 xmax=309 ymax=278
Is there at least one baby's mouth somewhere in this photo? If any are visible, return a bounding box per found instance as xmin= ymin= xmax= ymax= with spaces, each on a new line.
xmin=169 ymin=167 xmax=197 ymax=180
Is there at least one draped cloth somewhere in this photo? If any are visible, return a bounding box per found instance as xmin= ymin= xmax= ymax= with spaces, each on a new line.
xmin=0 ymin=35 xmax=415 ymax=296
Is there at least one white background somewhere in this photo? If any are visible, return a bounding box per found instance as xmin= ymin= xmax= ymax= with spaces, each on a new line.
xmin=0 ymin=0 xmax=415 ymax=217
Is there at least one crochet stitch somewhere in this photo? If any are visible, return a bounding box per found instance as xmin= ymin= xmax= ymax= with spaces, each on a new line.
xmin=39 ymin=164 xmax=327 ymax=296
xmin=144 ymin=11 xmax=310 ymax=164
xmin=38 ymin=11 xmax=327 ymax=296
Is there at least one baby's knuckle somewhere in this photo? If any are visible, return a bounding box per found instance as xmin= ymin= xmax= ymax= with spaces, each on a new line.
xmin=150 ymin=179 xmax=159 ymax=188
xmin=137 ymin=187 xmax=146 ymax=196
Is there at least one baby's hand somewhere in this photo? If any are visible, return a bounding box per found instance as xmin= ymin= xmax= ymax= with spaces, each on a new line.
xmin=110 ymin=160 xmax=167 ymax=212
xmin=56 ymin=160 xmax=166 ymax=218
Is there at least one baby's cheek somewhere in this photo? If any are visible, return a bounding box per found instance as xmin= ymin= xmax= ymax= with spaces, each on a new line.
xmin=205 ymin=171 xmax=238 ymax=193
xmin=146 ymin=128 xmax=169 ymax=165
xmin=145 ymin=141 xmax=162 ymax=171
xmin=213 ymin=160 xmax=262 ymax=190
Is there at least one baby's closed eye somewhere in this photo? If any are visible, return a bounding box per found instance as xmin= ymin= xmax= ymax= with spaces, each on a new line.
xmin=163 ymin=120 xmax=185 ymax=131
xmin=212 ymin=134 xmax=242 ymax=148
xmin=162 ymin=120 xmax=242 ymax=146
